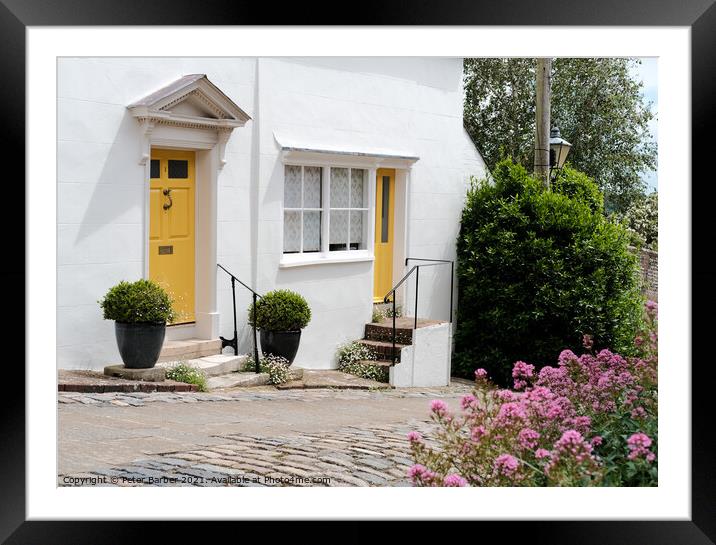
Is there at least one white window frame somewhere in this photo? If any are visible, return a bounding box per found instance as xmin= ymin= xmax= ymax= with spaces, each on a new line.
xmin=327 ymin=166 xmax=370 ymax=252
xmin=281 ymin=162 xmax=377 ymax=268
xmin=278 ymin=148 xmax=418 ymax=268
xmin=282 ymin=165 xmax=324 ymax=254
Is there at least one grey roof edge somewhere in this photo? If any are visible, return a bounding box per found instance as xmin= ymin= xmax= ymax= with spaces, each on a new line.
xmin=127 ymin=74 xmax=205 ymax=108
xmin=280 ymin=146 xmax=419 ymax=162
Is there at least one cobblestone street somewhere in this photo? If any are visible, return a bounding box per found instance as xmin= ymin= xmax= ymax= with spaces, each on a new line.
xmin=59 ymin=383 xmax=474 ymax=487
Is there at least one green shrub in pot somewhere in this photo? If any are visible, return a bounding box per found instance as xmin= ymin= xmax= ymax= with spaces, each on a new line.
xmin=99 ymin=279 xmax=176 ymax=369
xmin=247 ymin=289 xmax=311 ymax=365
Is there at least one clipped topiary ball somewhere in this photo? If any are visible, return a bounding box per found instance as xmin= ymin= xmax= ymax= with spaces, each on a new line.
xmin=248 ymin=289 xmax=311 ymax=331
xmin=98 ymin=279 xmax=176 ymax=324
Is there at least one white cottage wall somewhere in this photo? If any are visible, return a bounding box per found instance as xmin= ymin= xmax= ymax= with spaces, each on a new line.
xmin=56 ymin=57 xmax=487 ymax=371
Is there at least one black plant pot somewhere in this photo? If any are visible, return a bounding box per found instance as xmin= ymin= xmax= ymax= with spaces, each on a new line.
xmin=259 ymin=330 xmax=301 ymax=365
xmin=115 ymin=321 xmax=166 ymax=369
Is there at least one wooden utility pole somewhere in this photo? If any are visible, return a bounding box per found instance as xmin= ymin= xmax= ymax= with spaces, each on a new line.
xmin=534 ymin=58 xmax=551 ymax=189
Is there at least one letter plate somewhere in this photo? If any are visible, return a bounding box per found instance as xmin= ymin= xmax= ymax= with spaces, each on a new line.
xmin=158 ymin=245 xmax=173 ymax=255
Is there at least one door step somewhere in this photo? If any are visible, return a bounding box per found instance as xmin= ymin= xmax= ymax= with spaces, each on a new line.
xmin=365 ymin=317 xmax=445 ymax=344
xmin=156 ymin=353 xmax=248 ymax=378
xmin=158 ymin=338 xmax=222 ymax=362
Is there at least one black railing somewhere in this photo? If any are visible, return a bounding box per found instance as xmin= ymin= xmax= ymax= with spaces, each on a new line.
xmin=217 ymin=263 xmax=261 ymax=373
xmin=382 ymin=257 xmax=454 ymax=365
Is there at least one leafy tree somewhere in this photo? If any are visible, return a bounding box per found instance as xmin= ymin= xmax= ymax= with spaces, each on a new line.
xmin=463 ymin=58 xmax=657 ymax=214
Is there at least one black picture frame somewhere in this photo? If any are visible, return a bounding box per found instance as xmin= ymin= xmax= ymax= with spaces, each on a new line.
xmin=3 ymin=0 xmax=713 ymax=542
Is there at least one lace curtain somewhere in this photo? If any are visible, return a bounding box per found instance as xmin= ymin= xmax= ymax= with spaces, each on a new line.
xmin=284 ymin=165 xmax=322 ymax=253
xmin=285 ymin=165 xmax=367 ymax=253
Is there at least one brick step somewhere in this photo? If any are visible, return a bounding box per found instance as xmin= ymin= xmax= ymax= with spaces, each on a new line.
xmin=364 ymin=317 xmax=447 ymax=344
xmin=364 ymin=324 xmax=413 ymax=344
xmin=158 ymin=338 xmax=222 ymax=362
xmin=356 ymin=339 xmax=407 ymax=362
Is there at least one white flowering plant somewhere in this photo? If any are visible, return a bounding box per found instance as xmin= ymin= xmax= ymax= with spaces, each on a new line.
xmin=336 ymin=341 xmax=389 ymax=383
xmin=165 ymin=362 xmax=207 ymax=392
xmin=243 ymin=354 xmax=291 ymax=385
xmin=612 ymin=192 xmax=658 ymax=250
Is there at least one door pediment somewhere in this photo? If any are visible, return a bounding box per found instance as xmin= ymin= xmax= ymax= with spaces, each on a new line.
xmin=129 ymin=74 xmax=250 ymax=168
xmin=128 ymin=74 xmax=251 ymax=131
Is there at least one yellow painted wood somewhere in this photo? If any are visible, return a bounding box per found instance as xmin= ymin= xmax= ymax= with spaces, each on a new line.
xmin=373 ymin=168 xmax=396 ymax=302
xmin=149 ymin=148 xmax=195 ymax=324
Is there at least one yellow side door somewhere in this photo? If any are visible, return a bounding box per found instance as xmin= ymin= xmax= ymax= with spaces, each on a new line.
xmin=149 ymin=149 xmax=195 ymax=324
xmin=373 ymin=168 xmax=395 ymax=302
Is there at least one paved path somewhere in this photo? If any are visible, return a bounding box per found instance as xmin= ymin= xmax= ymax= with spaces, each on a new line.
xmin=59 ymin=383 xmax=474 ymax=487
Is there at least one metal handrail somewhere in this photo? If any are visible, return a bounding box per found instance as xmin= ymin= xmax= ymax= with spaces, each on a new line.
xmin=217 ymin=263 xmax=261 ymax=373
xmin=381 ymin=257 xmax=454 ymax=365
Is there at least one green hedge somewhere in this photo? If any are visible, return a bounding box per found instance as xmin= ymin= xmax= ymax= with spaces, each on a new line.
xmin=248 ymin=289 xmax=311 ymax=331
xmin=98 ymin=279 xmax=176 ymax=324
xmin=453 ymin=159 xmax=644 ymax=385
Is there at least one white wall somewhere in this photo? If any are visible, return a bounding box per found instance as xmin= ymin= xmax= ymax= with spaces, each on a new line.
xmin=391 ymin=323 xmax=452 ymax=387
xmin=56 ymin=57 xmax=487 ymax=370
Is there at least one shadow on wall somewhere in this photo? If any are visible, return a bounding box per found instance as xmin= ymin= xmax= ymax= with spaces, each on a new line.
xmin=73 ymin=111 xmax=144 ymax=244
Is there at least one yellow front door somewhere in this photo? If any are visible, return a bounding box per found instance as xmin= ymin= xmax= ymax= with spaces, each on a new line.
xmin=149 ymin=149 xmax=195 ymax=324
xmin=373 ymin=168 xmax=395 ymax=302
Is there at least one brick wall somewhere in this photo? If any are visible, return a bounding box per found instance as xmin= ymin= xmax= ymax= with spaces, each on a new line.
xmin=630 ymin=247 xmax=658 ymax=301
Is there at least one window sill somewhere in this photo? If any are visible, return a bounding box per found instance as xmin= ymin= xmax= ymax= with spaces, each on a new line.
xmin=279 ymin=251 xmax=374 ymax=268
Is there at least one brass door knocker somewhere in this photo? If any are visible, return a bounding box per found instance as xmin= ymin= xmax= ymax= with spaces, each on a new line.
xmin=162 ymin=188 xmax=173 ymax=210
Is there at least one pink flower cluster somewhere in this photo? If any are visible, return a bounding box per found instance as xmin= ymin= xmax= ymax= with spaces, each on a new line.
xmin=443 ymin=474 xmax=468 ymax=487
xmin=627 ymin=433 xmax=656 ymax=462
xmin=461 ymin=394 xmax=478 ymax=411
xmin=535 ymin=348 xmax=640 ymax=416
xmin=408 ymin=300 xmax=658 ymax=487
xmin=430 ymin=399 xmax=449 ymax=416
xmin=518 ymin=428 xmax=540 ymax=449
xmin=494 ymin=454 xmax=519 ymax=477
xmin=512 ymin=360 xmax=535 ymax=390
xmin=408 ymin=464 xmax=437 ymax=485
xmin=544 ymin=430 xmax=601 ymax=481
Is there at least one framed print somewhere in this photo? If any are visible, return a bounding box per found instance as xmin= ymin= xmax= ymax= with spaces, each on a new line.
xmin=3 ymin=0 xmax=714 ymax=542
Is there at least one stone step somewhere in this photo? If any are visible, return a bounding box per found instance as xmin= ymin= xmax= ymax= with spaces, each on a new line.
xmin=356 ymin=359 xmax=394 ymax=368
xmin=158 ymin=338 xmax=222 ymax=362
xmin=156 ymin=353 xmax=248 ymax=377
xmin=364 ymin=317 xmax=447 ymax=344
xmin=277 ymin=369 xmax=392 ymax=390
xmin=206 ymin=367 xmax=303 ymax=390
xmin=275 ymin=380 xmax=305 ymax=390
xmin=356 ymin=339 xmax=407 ymax=362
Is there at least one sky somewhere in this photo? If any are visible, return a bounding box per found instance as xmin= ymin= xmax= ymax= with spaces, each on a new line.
xmin=631 ymin=57 xmax=658 ymax=192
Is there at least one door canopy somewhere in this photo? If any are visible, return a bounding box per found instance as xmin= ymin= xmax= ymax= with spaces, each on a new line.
xmin=128 ymin=74 xmax=250 ymax=167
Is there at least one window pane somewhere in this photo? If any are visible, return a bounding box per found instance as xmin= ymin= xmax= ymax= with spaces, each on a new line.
xmin=351 ymin=169 xmax=365 ymax=208
xmin=283 ymin=211 xmax=301 ymax=253
xmin=303 ymin=211 xmax=321 ymax=252
xmin=350 ymin=210 xmax=366 ymax=249
xmin=329 ymin=210 xmax=348 ymax=249
xmin=330 ymin=168 xmax=349 ymax=208
xmin=381 ymin=176 xmax=391 ymax=243
xmin=168 ymin=159 xmax=188 ymax=178
xmin=284 ymin=165 xmax=302 ymax=208
xmin=304 ymin=166 xmax=322 ymax=208
xmin=150 ymin=159 xmax=160 ymax=179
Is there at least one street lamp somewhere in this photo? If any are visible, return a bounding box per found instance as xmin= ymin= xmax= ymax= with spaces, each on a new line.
xmin=549 ymin=126 xmax=572 ymax=178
